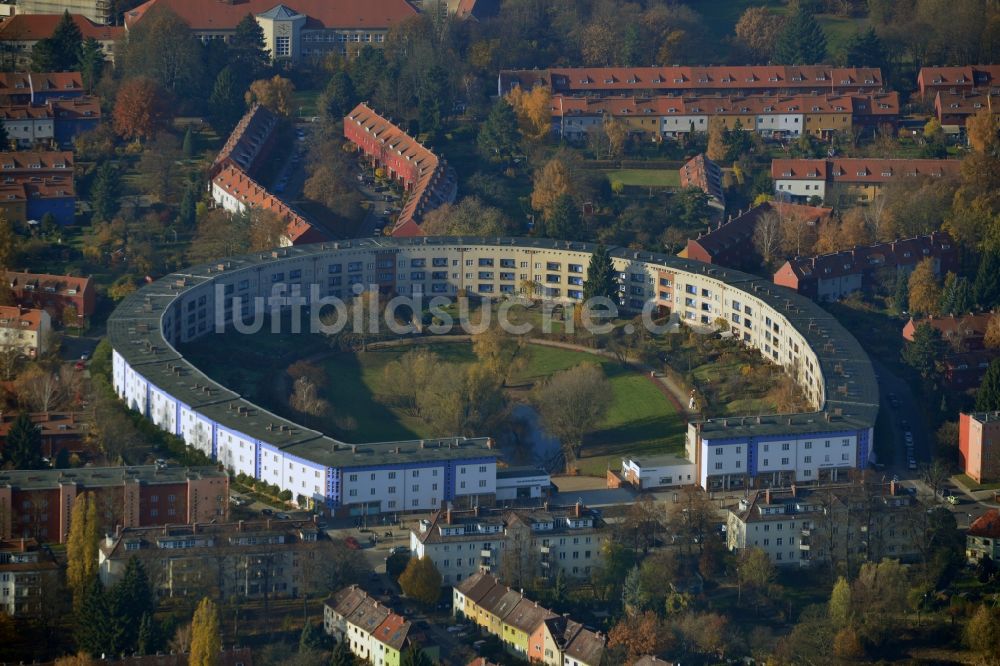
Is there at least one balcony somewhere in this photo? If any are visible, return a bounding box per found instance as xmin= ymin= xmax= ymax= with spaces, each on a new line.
xmin=540 ymin=545 xmax=550 ymax=554
xmin=800 ymin=528 xmax=811 ymax=537
xmin=480 ymin=550 xmax=492 ymax=558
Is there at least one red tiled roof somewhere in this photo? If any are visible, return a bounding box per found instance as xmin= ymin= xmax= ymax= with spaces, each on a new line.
xmin=125 ymin=0 xmax=417 ymax=31
xmin=679 ymin=154 xmax=724 ymax=203
xmin=49 ymin=96 xmax=101 ymax=120
xmin=552 ymin=93 xmax=862 ymax=117
xmin=504 ymin=66 xmax=883 ymax=94
xmin=935 ymin=91 xmax=997 ymax=120
xmin=0 ymin=412 xmax=87 ymax=438
xmin=778 ymin=231 xmax=956 ymax=282
xmin=918 ymin=65 xmax=1000 ymax=90
xmin=0 ymin=305 xmax=46 ymax=332
xmin=211 ymin=165 xmax=325 ymax=245
xmin=14 ymin=174 xmax=75 ymax=200
xmin=345 ymin=103 xmax=455 ymax=237
xmin=6 ymin=270 xmax=91 ymax=299
xmin=688 ymin=201 xmax=831 ymax=260
xmin=970 ymin=509 xmax=1000 ymax=539
xmin=0 ymin=151 xmax=73 ymax=173
xmin=0 ymin=72 xmax=83 ymax=98
xmin=903 ymin=313 xmax=994 ymax=342
xmin=212 ymin=104 xmax=279 ymax=178
xmin=0 ymin=14 xmax=124 ymax=42
xmin=771 ymin=158 xmax=962 ymax=184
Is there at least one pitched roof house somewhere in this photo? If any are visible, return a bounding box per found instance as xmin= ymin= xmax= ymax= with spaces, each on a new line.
xmin=773 ymin=231 xmax=957 ymax=301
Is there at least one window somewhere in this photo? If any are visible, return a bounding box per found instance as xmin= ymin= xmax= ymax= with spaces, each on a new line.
xmin=275 ymin=36 xmax=291 ymax=57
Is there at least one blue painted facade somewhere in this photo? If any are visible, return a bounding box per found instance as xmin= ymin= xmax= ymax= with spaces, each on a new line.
xmin=53 ymin=117 xmax=98 ymax=145
xmin=26 ymin=193 xmax=74 ymax=225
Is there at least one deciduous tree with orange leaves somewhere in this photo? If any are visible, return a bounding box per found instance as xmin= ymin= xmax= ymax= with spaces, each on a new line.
xmin=246 ymin=76 xmax=296 ymax=118
xmin=506 ymin=85 xmax=552 ymax=142
xmin=112 ymin=78 xmax=166 ymax=142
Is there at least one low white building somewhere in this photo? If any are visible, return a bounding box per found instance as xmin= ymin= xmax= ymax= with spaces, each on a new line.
xmin=620 ymin=453 xmax=696 ymax=489
xmin=0 ymin=305 xmax=50 ymax=358
xmin=496 ymin=467 xmax=551 ymax=502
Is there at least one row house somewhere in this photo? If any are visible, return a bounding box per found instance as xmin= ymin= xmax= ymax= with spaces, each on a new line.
xmin=409 ymin=502 xmax=609 ymax=586
xmin=0 ymin=174 xmax=77 ymax=225
xmin=966 ymin=509 xmax=1000 ymax=563
xmin=99 ymin=519 xmax=325 ymax=601
xmin=773 ymin=231 xmax=957 ymax=301
xmin=454 ymin=572 xmax=605 ymax=665
xmin=344 ymin=103 xmax=457 ymax=236
xmin=501 ymin=65 xmax=884 ymax=98
xmin=210 ymin=104 xmax=280 ymax=180
xmin=917 ymin=64 xmax=1000 ymax=99
xmin=726 ymin=482 xmax=918 ymax=567
xmin=934 ymin=90 xmax=997 ymax=127
xmin=0 ymin=305 xmax=50 ymax=358
xmin=0 ymin=72 xmax=83 ymax=106
xmin=684 ymin=201 xmax=832 ymax=271
xmin=0 ymin=537 xmax=58 ymax=617
xmin=959 ymin=412 xmax=1000 ymax=485
xmin=0 ymin=95 xmax=100 ymax=148
xmin=552 ymin=92 xmax=897 ymax=143
xmin=0 ymin=150 xmax=72 ymax=176
xmin=323 ymin=586 xmax=439 ymax=666
xmin=0 ymin=465 xmax=228 ymax=543
xmin=6 ymin=269 xmax=95 ymax=323
xmin=903 ymin=314 xmax=998 ymax=389
xmin=771 ymin=157 xmax=962 ymax=205
xmin=211 ymin=165 xmax=327 ymax=246
xmin=0 ymin=412 xmax=89 ymax=462
xmin=678 ymin=153 xmax=725 ymax=213
xmin=124 ymin=0 xmax=416 ymax=62
xmin=0 ymin=15 xmax=121 ymax=66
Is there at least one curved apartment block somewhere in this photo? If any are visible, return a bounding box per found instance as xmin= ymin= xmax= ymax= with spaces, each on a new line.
xmin=108 ymin=237 xmax=879 ymax=513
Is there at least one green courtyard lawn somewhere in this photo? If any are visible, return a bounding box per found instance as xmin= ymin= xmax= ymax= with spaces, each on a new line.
xmin=183 ymin=324 xmax=686 ymax=474
xmin=320 ymin=342 xmax=686 ymax=473
xmin=604 ymin=168 xmax=680 ymax=189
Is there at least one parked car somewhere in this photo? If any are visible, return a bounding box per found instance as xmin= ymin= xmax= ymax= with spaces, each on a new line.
xmin=390 ymin=546 xmax=410 ymax=556
xmin=345 ymin=536 xmax=362 ymax=550
xmin=946 ymin=495 xmax=959 ymax=505
xmin=261 ymin=508 xmax=274 ymax=516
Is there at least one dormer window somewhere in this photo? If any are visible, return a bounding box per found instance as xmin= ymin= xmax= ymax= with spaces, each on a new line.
xmin=782 ymin=171 xmax=792 ymax=177
xmin=764 ymin=106 xmax=773 ymax=112
xmin=974 ymin=103 xmax=983 ymax=109
xmin=902 ymin=251 xmax=911 ymax=258
xmin=834 ymin=106 xmax=844 ymax=111
xmin=627 ymin=78 xmax=638 ymax=84
xmin=812 ymin=106 xmax=821 ymax=111
xmin=716 ymin=107 xmax=725 ymax=112
xmin=667 ymin=108 xmax=677 ymax=113
xmin=698 ymin=77 xmax=709 ymax=83
xmin=856 ymin=169 xmax=868 ymax=176
xmin=864 ymin=79 xmax=875 ymax=84
xmin=881 ymin=170 xmax=892 ymax=177
xmin=740 ymin=107 xmax=749 ymax=112
xmin=673 ymin=78 xmax=684 ymax=83
xmin=950 ymin=103 xmax=960 ymax=109
xmin=768 ymin=76 xmax=779 ymax=82
xmin=690 ymin=107 xmax=700 ymax=112
xmin=603 ymin=78 xmax=614 ymax=84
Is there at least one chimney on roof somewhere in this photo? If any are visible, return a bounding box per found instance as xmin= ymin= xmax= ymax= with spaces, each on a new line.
xmin=574 ymin=501 xmax=582 ymax=518
xmin=446 ymin=504 xmax=452 ymax=525
xmin=238 ymin=520 xmax=244 ymax=533
xmin=765 ymin=488 xmax=772 ymax=505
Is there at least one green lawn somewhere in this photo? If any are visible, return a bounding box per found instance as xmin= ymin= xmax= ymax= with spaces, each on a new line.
xmin=604 ymin=169 xmax=680 ymax=189
xmin=291 ymin=89 xmax=321 ymax=118
xmin=956 ymin=474 xmax=1000 ymax=492
xmin=183 ymin=328 xmax=686 ymax=473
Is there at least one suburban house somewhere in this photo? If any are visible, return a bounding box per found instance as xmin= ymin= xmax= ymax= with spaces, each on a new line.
xmin=726 ymin=483 xmax=917 ymax=566
xmin=966 ymin=509 xmax=1000 ymax=563
xmin=934 ymin=90 xmax=997 ymax=128
xmin=771 ymin=157 xmax=963 ymax=205
xmin=0 ymin=16 xmax=122 ymax=66
xmin=501 ymin=65 xmax=884 ymax=97
xmin=323 ymin=585 xmax=439 ymax=665
xmin=124 ymin=0 xmax=417 ymax=61
xmin=902 ymin=314 xmax=998 ymax=389
xmin=0 ymin=72 xmax=84 ymax=106
xmin=959 ymin=412 xmax=1000 ymax=485
xmin=344 ymin=103 xmax=457 ymax=236
xmin=0 ymin=150 xmax=73 ymax=175
xmin=6 ymin=269 xmax=95 ymax=323
xmin=679 ymin=153 xmax=725 ymax=213
xmin=454 ymin=572 xmax=605 ymax=666
xmin=552 ymin=92 xmax=898 ymax=143
xmin=0 ymin=305 xmax=50 ymax=357
xmin=916 ymin=64 xmax=1000 ymax=100
xmin=0 ymin=537 xmax=58 ymax=617
xmin=98 ymin=519 xmax=330 ymax=601
xmin=409 ymin=503 xmax=608 ymax=586
xmin=0 ymin=412 xmax=89 ymax=461
xmin=49 ymin=95 xmax=101 ymax=143
xmin=0 ymin=465 xmax=228 ymax=542
xmin=772 ymin=231 xmax=958 ymax=301
xmin=683 ymin=201 xmax=832 ymax=271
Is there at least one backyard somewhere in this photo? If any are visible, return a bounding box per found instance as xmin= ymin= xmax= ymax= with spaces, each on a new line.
xmin=604 ymin=168 xmax=680 ymax=190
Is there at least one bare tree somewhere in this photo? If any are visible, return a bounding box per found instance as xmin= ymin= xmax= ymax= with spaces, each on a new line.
xmin=531 ymin=363 xmax=613 ymax=468
xmin=863 ymin=194 xmax=892 ymax=242
xmin=752 ymin=210 xmax=783 ymax=267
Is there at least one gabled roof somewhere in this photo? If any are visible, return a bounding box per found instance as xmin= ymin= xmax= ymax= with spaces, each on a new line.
xmin=503 ymin=66 xmax=883 ymax=94
xmin=454 ymin=570 xmax=499 ymax=604
xmin=372 ymin=612 xmax=412 ymax=651
xmin=0 ymin=14 xmax=123 ymax=42
xmin=7 ymin=270 xmax=91 ymax=298
xmin=212 ymin=104 xmax=280 ymax=178
xmin=0 ymin=306 xmax=46 ymax=332
xmin=125 ymin=0 xmax=417 ymax=31
xmin=0 ymin=151 xmax=73 ymax=173
xmin=777 ymin=231 xmax=956 ymax=283
xmin=903 ymin=313 xmax=993 ymax=342
xmin=563 ymin=624 xmax=605 ymax=665
xmin=935 ymin=90 xmax=996 ymax=119
xmin=503 ymin=597 xmax=557 ymax=634
xmin=211 ymin=165 xmax=325 ymax=245
xmin=346 ymin=598 xmax=391 ymax=634
xmin=969 ymin=509 xmax=1000 ymax=539
xmin=688 ymin=201 xmax=831 ymax=260
xmin=325 ymin=584 xmax=369 ymax=619
xmin=771 ymin=158 xmax=962 ymax=184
